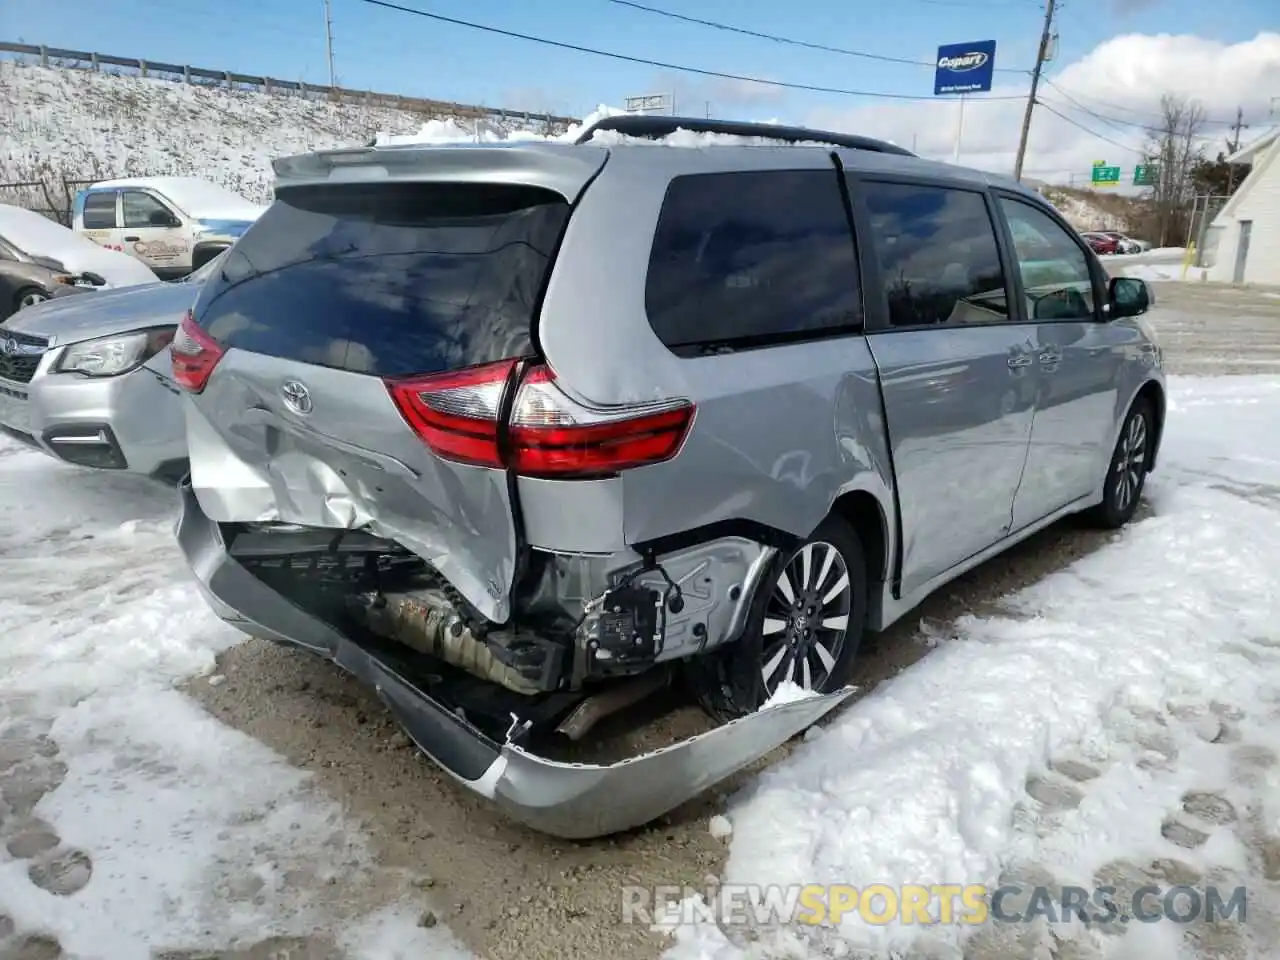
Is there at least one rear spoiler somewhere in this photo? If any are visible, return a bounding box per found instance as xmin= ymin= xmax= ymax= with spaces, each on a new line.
xmin=271 ymin=143 xmax=609 ymax=204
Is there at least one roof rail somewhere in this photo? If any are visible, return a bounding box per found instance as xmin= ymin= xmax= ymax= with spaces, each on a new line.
xmin=573 ymin=114 xmax=916 ymax=156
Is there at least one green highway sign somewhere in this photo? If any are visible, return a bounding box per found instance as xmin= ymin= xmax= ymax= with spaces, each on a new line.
xmin=1133 ymin=163 xmax=1158 ymax=186
xmin=1091 ymin=165 xmax=1122 ymax=185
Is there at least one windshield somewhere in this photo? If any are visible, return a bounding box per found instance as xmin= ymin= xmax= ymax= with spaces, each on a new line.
xmin=0 ymin=232 xmax=30 ymax=261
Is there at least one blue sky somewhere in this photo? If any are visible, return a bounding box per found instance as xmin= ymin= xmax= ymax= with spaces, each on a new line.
xmin=4 ymin=0 xmax=1273 ymax=121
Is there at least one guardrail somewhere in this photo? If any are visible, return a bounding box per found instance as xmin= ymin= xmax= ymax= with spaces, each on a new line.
xmin=0 ymin=41 xmax=580 ymax=131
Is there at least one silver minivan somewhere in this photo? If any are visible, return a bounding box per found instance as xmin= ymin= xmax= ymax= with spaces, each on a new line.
xmin=170 ymin=116 xmax=1165 ymax=837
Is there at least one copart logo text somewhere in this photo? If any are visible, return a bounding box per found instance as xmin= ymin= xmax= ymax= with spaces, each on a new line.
xmin=938 ymin=52 xmax=989 ymax=71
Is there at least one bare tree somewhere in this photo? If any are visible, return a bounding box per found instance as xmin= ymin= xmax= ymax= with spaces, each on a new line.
xmin=1143 ymin=93 xmax=1207 ymax=246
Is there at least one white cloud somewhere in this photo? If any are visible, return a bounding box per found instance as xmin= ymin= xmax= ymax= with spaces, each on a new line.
xmin=807 ymin=32 xmax=1280 ymax=185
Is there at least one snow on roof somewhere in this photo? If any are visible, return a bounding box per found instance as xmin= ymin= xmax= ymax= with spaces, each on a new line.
xmin=370 ymin=105 xmax=857 ymax=150
xmin=87 ymin=175 xmax=265 ymax=221
xmin=373 ymin=104 xmax=627 ymax=147
xmin=0 ymin=203 xmax=157 ymax=287
xmin=577 ymin=128 xmax=836 ymax=148
xmin=0 ymin=202 xmax=109 ymax=257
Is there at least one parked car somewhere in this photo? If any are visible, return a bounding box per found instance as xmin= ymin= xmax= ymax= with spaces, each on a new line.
xmin=0 ymin=234 xmax=98 ymax=322
xmin=1098 ymin=232 xmax=1142 ymax=255
xmin=170 ymin=115 xmax=1164 ymax=838
xmin=74 ymin=176 xmax=264 ymax=280
xmin=0 ymin=204 xmax=158 ymax=289
xmin=0 ymin=251 xmax=225 ymax=479
xmin=1081 ymin=232 xmax=1120 ymax=255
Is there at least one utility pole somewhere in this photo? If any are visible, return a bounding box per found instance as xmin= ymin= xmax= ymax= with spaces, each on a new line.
xmin=323 ymin=0 xmax=337 ymax=89
xmin=1228 ymin=107 xmax=1246 ymax=153
xmin=1227 ymin=106 xmax=1248 ymax=193
xmin=1012 ymin=0 xmax=1056 ymax=182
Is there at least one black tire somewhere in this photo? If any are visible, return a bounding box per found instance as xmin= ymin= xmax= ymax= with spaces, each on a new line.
xmin=1082 ymin=397 xmax=1153 ymax=529
xmin=13 ymin=287 xmax=49 ymax=312
xmin=686 ymin=515 xmax=867 ymax=723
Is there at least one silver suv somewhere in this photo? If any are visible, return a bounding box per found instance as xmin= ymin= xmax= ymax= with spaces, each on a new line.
xmin=172 ymin=116 xmax=1165 ymax=837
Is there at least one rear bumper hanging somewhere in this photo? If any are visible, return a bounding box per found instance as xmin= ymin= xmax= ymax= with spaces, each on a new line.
xmin=174 ymin=479 xmax=854 ymax=838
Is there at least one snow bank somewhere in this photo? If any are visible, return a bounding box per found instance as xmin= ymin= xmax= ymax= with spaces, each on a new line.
xmin=663 ymin=375 xmax=1280 ymax=959
xmin=0 ymin=449 xmax=471 ymax=958
xmin=1118 ymin=262 xmax=1188 ymax=282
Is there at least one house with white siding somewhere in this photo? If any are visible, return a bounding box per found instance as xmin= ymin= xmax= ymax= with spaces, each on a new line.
xmin=1205 ymin=126 xmax=1280 ymax=284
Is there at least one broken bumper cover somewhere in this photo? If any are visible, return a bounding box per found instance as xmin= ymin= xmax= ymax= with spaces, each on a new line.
xmin=175 ymin=479 xmax=855 ymax=839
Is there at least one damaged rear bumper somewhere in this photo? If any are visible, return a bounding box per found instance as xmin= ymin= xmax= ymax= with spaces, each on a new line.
xmin=175 ymin=479 xmax=854 ymax=839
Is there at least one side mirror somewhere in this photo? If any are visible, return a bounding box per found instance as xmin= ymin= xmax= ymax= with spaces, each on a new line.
xmin=80 ymin=272 xmax=107 ymax=287
xmin=1107 ymin=276 xmax=1151 ymax=319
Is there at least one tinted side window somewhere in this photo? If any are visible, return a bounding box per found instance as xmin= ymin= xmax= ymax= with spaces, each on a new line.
xmin=193 ymin=182 xmax=570 ymax=377
xmin=998 ymin=197 xmax=1096 ymax=321
xmin=861 ymin=182 xmax=1009 ymax=328
xmin=123 ymin=191 xmax=176 ymax=229
xmin=645 ymin=170 xmax=860 ymax=353
xmin=82 ymin=192 xmax=117 ymax=230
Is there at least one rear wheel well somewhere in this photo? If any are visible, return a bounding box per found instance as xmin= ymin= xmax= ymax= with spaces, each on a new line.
xmin=191 ymin=242 xmax=229 ymax=271
xmin=1135 ymin=380 xmax=1165 ymax=471
xmin=11 ymin=285 xmax=46 ymax=310
xmin=830 ymin=490 xmax=888 ymax=586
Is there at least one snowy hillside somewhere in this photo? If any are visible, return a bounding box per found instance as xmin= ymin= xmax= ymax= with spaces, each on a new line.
xmin=1041 ymin=185 xmax=1146 ymax=235
xmin=0 ymin=60 xmax=544 ymax=212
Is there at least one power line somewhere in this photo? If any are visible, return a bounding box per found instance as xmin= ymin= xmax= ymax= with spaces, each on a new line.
xmin=1040 ymin=79 xmax=1157 ymax=136
xmin=1036 ymin=100 xmax=1147 ymax=154
xmin=357 ymin=0 xmax=1029 ymax=102
xmin=1039 ymin=77 xmax=1241 ymax=127
xmin=1040 ymin=79 xmax=1257 ymax=157
xmin=601 ymin=0 xmax=1033 ymax=71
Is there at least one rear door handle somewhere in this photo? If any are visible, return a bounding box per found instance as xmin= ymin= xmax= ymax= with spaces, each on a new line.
xmin=1007 ymin=355 xmax=1032 ymax=369
xmin=124 ymin=235 xmax=140 ymax=241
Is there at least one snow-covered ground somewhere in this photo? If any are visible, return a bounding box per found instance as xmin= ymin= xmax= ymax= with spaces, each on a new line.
xmin=664 ymin=374 xmax=1280 ymax=959
xmin=0 ymin=448 xmax=472 ymax=958
xmin=1107 ymin=248 xmax=1192 ymax=283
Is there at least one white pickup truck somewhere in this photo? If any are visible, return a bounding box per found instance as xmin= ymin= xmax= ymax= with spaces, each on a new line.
xmin=73 ymin=176 xmax=264 ymax=280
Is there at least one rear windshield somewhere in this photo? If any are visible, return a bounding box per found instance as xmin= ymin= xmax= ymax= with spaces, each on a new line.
xmin=191 ymin=182 xmax=570 ymax=376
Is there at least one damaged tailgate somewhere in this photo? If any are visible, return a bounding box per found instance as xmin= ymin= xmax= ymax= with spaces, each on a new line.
xmin=176 ymin=143 xmax=609 ymax=623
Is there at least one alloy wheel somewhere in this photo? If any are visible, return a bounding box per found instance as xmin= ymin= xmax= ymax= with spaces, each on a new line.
xmin=1114 ymin=411 xmax=1148 ymax=513
xmin=19 ymin=291 xmax=49 ymax=309
xmin=760 ymin=541 xmax=852 ymax=695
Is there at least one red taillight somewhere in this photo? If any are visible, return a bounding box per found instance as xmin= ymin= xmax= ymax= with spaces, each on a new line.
xmin=386 ymin=359 xmax=516 ymax=469
xmin=171 ymin=310 xmax=226 ymax=393
xmin=385 ymin=361 xmax=694 ymax=478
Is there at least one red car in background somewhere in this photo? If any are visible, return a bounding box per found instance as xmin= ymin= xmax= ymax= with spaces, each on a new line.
xmin=1081 ymin=232 xmax=1120 ymax=256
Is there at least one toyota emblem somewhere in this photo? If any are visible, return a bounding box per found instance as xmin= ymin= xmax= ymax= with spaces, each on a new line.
xmin=0 ymin=337 xmax=16 ymax=356
xmin=280 ymin=380 xmax=313 ymax=415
